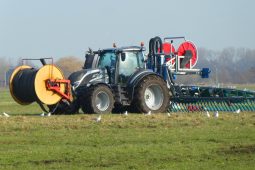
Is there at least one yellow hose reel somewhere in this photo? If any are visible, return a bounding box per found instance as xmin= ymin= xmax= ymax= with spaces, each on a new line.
xmin=9 ymin=63 xmax=71 ymax=106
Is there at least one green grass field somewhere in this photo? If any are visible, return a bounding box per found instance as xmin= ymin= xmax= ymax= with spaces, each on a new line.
xmin=0 ymin=88 xmax=255 ymax=169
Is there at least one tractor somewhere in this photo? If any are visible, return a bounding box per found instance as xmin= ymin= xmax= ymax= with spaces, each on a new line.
xmin=50 ymin=36 xmax=208 ymax=114
xmin=63 ymin=43 xmax=170 ymax=114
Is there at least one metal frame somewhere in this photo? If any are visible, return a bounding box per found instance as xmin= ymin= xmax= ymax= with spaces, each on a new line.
xmin=167 ymin=55 xmax=201 ymax=75
xmin=46 ymin=79 xmax=72 ymax=102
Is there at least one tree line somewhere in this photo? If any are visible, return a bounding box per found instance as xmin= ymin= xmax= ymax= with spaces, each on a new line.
xmin=197 ymin=47 xmax=255 ymax=84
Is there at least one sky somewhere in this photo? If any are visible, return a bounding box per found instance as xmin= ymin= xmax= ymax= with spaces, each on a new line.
xmin=0 ymin=0 xmax=255 ymax=61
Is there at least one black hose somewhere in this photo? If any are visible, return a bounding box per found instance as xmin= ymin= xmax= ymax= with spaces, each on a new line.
xmin=149 ymin=37 xmax=154 ymax=55
xmin=153 ymin=36 xmax=162 ymax=73
xmin=148 ymin=37 xmax=155 ymax=68
xmin=153 ymin=36 xmax=162 ymax=54
xmin=12 ymin=68 xmax=38 ymax=103
xmin=148 ymin=36 xmax=163 ymax=71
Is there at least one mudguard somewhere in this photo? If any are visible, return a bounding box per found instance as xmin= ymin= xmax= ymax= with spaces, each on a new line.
xmin=127 ymin=69 xmax=164 ymax=101
xmin=68 ymin=68 xmax=109 ymax=93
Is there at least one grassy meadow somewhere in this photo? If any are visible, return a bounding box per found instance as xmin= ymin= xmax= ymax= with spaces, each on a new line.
xmin=0 ymin=88 xmax=255 ymax=169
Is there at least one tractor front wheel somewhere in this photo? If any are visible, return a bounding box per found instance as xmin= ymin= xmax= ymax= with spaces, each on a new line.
xmin=81 ymin=85 xmax=114 ymax=114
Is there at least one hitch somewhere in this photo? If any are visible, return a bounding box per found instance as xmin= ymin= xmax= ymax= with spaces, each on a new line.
xmin=46 ymin=79 xmax=72 ymax=101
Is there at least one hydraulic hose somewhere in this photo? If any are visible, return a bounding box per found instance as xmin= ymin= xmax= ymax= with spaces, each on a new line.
xmin=12 ymin=68 xmax=38 ymax=103
xmin=148 ymin=36 xmax=163 ymax=71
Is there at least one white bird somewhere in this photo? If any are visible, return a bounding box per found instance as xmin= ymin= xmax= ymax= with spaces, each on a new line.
xmin=145 ymin=111 xmax=151 ymax=116
xmin=96 ymin=115 xmax=101 ymax=122
xmin=205 ymin=111 xmax=210 ymax=118
xmin=46 ymin=112 xmax=51 ymax=117
xmin=40 ymin=112 xmax=45 ymax=117
xmin=3 ymin=112 xmax=10 ymax=117
xmin=123 ymin=111 xmax=128 ymax=116
xmin=214 ymin=111 xmax=219 ymax=118
xmin=235 ymin=109 xmax=241 ymax=114
xmin=167 ymin=112 xmax=171 ymax=117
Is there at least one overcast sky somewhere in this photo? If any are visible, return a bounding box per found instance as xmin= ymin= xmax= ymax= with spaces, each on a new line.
xmin=0 ymin=0 xmax=254 ymax=61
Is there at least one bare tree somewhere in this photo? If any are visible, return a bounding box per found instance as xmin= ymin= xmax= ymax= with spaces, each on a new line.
xmin=55 ymin=56 xmax=83 ymax=77
xmin=178 ymin=47 xmax=255 ymax=85
xmin=0 ymin=57 xmax=11 ymax=86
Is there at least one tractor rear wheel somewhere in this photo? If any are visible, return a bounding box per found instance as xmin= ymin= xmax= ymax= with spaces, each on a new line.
xmin=133 ymin=75 xmax=170 ymax=113
xmin=81 ymin=85 xmax=114 ymax=114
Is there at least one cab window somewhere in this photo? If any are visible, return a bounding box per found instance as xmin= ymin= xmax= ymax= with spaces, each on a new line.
xmin=119 ymin=51 xmax=144 ymax=84
xmin=98 ymin=52 xmax=117 ymax=69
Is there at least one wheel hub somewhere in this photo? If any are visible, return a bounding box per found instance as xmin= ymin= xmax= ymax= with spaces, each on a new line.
xmin=95 ymin=91 xmax=110 ymax=112
xmin=144 ymin=84 xmax=164 ymax=111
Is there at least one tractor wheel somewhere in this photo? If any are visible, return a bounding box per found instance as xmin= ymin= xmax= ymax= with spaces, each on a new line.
xmin=133 ymin=75 xmax=170 ymax=113
xmin=81 ymin=85 xmax=114 ymax=114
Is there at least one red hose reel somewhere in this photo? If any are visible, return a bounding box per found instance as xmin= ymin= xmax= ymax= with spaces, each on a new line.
xmin=162 ymin=41 xmax=198 ymax=69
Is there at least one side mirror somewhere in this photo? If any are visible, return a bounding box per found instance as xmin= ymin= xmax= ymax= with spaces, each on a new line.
xmin=121 ymin=53 xmax=126 ymax=61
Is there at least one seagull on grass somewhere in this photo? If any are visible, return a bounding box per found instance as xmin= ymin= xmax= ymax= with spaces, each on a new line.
xmin=205 ymin=111 xmax=210 ymax=118
xmin=214 ymin=111 xmax=219 ymax=118
xmin=145 ymin=111 xmax=151 ymax=116
xmin=3 ymin=112 xmax=10 ymax=117
xmin=95 ymin=115 xmax=101 ymax=123
xmin=123 ymin=111 xmax=128 ymax=116
xmin=234 ymin=109 xmax=241 ymax=114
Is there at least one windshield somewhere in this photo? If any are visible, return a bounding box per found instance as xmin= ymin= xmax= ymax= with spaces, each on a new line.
xmin=119 ymin=51 xmax=144 ymax=84
xmin=119 ymin=51 xmax=144 ymax=76
xmin=98 ymin=51 xmax=117 ymax=69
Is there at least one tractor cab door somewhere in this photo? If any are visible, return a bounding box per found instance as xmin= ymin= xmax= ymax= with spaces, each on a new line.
xmin=118 ymin=51 xmax=145 ymax=85
xmin=97 ymin=51 xmax=117 ymax=84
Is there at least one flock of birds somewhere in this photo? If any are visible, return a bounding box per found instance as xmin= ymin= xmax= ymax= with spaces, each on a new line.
xmin=204 ymin=108 xmax=240 ymax=118
xmin=92 ymin=108 xmax=241 ymax=123
xmin=0 ymin=108 xmax=242 ymax=123
xmin=40 ymin=112 xmax=52 ymax=117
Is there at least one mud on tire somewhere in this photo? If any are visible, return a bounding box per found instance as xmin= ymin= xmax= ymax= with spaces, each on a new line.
xmin=133 ymin=75 xmax=170 ymax=113
xmin=81 ymin=84 xmax=114 ymax=114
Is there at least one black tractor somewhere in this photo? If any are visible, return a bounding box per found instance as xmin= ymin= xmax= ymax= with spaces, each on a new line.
xmin=63 ymin=44 xmax=171 ymax=114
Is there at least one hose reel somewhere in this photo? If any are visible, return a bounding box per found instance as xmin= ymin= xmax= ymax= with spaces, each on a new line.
xmin=9 ymin=60 xmax=71 ymax=107
xmin=162 ymin=39 xmax=198 ymax=69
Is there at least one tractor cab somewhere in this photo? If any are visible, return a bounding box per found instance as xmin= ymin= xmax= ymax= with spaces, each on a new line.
xmin=118 ymin=48 xmax=145 ymax=84
xmin=94 ymin=46 xmax=146 ymax=85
